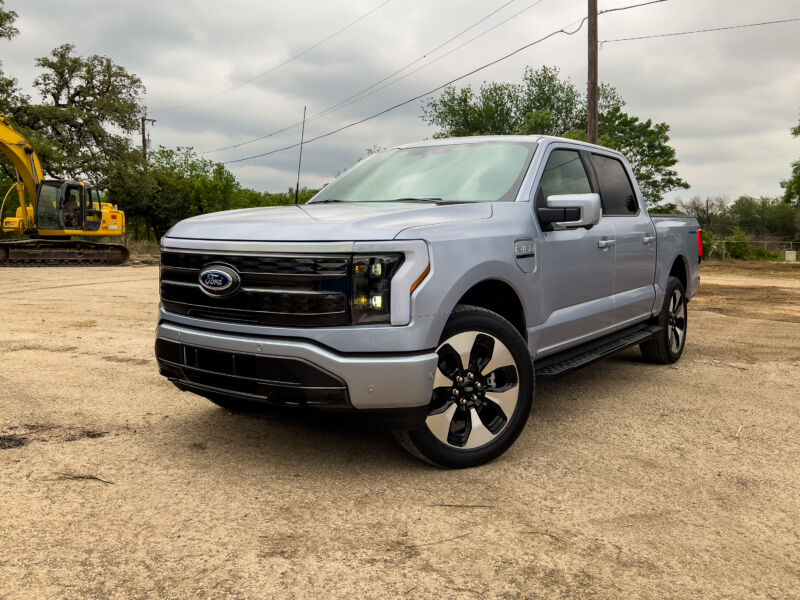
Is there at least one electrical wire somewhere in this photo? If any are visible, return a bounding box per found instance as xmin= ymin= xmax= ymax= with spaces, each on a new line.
xmin=200 ymin=0 xmax=539 ymax=155
xmin=205 ymin=0 xmax=665 ymax=156
xmin=600 ymin=16 xmax=800 ymax=44
xmin=150 ymin=0 xmax=394 ymax=114
xmin=304 ymin=0 xmax=547 ymax=126
xmin=222 ymin=0 xmax=666 ymax=165
xmin=222 ymin=17 xmax=588 ymax=164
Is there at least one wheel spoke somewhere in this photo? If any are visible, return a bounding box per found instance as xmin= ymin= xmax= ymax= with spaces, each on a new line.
xmin=463 ymin=408 xmax=498 ymax=449
xmin=672 ymin=296 xmax=684 ymax=319
xmin=433 ymin=367 xmax=453 ymax=390
xmin=469 ymin=334 xmax=495 ymax=373
xmin=673 ymin=324 xmax=683 ymax=350
xmin=484 ymin=387 xmax=519 ymax=421
xmin=441 ymin=331 xmax=480 ymax=373
xmin=481 ymin=338 xmax=515 ymax=377
xmin=425 ymin=402 xmax=458 ymax=444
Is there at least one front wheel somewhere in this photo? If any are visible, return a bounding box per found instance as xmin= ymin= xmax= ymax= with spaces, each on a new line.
xmin=640 ymin=276 xmax=688 ymax=364
xmin=394 ymin=305 xmax=534 ymax=468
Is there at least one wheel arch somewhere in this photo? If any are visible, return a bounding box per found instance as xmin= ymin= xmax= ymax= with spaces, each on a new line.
xmin=452 ymin=278 xmax=527 ymax=342
xmin=669 ymin=254 xmax=689 ymax=291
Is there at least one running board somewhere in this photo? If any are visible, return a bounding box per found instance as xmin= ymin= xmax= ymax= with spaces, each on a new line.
xmin=534 ymin=323 xmax=662 ymax=380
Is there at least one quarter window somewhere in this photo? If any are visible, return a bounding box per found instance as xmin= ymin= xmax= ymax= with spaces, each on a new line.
xmin=590 ymin=154 xmax=638 ymax=216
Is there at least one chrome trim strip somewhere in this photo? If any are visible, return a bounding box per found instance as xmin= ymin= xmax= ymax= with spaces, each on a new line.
xmin=161 ymin=238 xmax=356 ymax=254
xmin=160 ymin=279 xmax=345 ymax=298
xmin=161 ymin=298 xmax=345 ymax=317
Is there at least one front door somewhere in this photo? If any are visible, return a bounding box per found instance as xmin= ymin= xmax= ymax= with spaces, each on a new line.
xmin=532 ymin=147 xmax=616 ymax=356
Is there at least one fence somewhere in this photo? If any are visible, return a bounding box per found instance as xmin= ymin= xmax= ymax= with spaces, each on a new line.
xmin=707 ymin=240 xmax=800 ymax=261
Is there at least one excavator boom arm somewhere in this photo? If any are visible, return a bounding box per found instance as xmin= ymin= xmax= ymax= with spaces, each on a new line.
xmin=0 ymin=115 xmax=44 ymax=213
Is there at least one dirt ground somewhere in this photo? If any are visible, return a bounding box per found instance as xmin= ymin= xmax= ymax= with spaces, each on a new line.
xmin=1 ymin=262 xmax=798 ymax=599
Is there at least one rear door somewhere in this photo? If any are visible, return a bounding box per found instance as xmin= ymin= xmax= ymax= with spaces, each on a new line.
xmin=532 ymin=145 xmax=616 ymax=356
xmin=588 ymin=152 xmax=656 ymax=325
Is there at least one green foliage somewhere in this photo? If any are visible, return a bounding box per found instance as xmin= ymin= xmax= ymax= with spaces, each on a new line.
xmin=647 ymin=202 xmax=678 ymax=214
xmin=781 ymin=115 xmax=800 ymax=203
xmin=22 ymin=44 xmax=145 ymax=183
xmin=596 ymin=107 xmax=688 ymax=202
xmin=722 ymin=227 xmax=780 ymax=261
xmin=105 ymin=146 xmax=319 ymax=239
xmin=676 ymin=195 xmax=800 ymax=246
xmin=0 ymin=0 xmax=18 ymax=40
xmin=421 ymin=65 xmax=687 ymax=203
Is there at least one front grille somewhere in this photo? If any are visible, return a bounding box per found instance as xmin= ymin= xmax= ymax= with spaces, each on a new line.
xmin=156 ymin=339 xmax=349 ymax=406
xmin=160 ymin=250 xmax=351 ymax=327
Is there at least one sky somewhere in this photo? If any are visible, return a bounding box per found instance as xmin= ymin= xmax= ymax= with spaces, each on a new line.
xmin=3 ymin=0 xmax=799 ymax=203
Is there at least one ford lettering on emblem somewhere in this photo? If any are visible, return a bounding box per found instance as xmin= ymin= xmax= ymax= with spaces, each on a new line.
xmin=199 ymin=265 xmax=241 ymax=296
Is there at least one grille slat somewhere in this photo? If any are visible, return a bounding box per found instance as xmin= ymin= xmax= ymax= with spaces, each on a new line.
xmin=160 ymin=250 xmax=351 ymax=327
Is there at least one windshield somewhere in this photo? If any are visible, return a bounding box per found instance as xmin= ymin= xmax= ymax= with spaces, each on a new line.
xmin=310 ymin=140 xmax=537 ymax=204
xmin=36 ymin=181 xmax=61 ymax=229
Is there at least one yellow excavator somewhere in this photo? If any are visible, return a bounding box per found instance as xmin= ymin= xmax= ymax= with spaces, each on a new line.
xmin=0 ymin=114 xmax=129 ymax=265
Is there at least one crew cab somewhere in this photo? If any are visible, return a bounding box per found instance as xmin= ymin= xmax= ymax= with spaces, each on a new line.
xmin=156 ymin=136 xmax=701 ymax=468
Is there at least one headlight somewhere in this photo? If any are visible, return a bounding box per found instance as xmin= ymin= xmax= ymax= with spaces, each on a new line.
xmin=351 ymin=254 xmax=403 ymax=324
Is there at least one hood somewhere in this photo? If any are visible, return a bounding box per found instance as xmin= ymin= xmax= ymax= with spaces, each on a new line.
xmin=164 ymin=202 xmax=492 ymax=241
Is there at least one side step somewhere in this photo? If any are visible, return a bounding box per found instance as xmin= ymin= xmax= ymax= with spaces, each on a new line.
xmin=534 ymin=323 xmax=662 ymax=381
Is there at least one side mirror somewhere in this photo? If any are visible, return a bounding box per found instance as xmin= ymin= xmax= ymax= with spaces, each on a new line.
xmin=538 ymin=193 xmax=602 ymax=229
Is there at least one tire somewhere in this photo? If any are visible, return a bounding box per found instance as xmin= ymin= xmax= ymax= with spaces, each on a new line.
xmin=394 ymin=305 xmax=534 ymax=468
xmin=640 ymin=276 xmax=688 ymax=364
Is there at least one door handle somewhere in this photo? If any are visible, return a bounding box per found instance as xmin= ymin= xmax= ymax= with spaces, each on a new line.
xmin=598 ymin=238 xmax=616 ymax=248
xmin=642 ymin=235 xmax=656 ymax=244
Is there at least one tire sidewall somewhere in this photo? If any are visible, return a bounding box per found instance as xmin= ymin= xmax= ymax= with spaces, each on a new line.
xmin=662 ymin=277 xmax=688 ymax=362
xmin=409 ymin=306 xmax=534 ymax=468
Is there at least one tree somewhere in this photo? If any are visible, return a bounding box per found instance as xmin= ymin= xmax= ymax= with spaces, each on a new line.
xmin=0 ymin=0 xmax=17 ymax=40
xmin=18 ymin=44 xmax=146 ymax=183
xmin=781 ymin=115 xmax=800 ymax=203
xmin=596 ymin=107 xmax=688 ymax=202
xmin=421 ymin=66 xmax=687 ymax=203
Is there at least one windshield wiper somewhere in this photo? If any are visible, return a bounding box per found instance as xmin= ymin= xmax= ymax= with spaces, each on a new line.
xmin=382 ymin=197 xmax=443 ymax=203
xmin=308 ymin=199 xmax=349 ymax=203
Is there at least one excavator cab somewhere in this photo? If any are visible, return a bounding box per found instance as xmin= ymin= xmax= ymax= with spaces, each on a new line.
xmin=32 ymin=180 xmax=120 ymax=236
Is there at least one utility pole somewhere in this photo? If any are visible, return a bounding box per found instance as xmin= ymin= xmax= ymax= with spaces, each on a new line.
xmin=141 ymin=112 xmax=156 ymax=162
xmin=140 ymin=111 xmax=156 ymax=241
xmin=587 ymin=0 xmax=598 ymax=144
xmin=294 ymin=106 xmax=307 ymax=205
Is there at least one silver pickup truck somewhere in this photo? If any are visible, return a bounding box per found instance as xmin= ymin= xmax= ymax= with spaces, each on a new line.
xmin=156 ymin=136 xmax=701 ymax=467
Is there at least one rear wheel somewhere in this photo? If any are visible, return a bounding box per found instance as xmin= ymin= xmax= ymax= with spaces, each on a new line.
xmin=394 ymin=305 xmax=534 ymax=468
xmin=640 ymin=276 xmax=688 ymax=364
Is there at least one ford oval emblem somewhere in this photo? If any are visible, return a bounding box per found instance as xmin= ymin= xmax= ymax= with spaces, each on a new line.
xmin=199 ymin=265 xmax=241 ymax=296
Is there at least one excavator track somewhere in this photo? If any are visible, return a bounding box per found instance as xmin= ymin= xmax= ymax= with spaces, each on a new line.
xmin=0 ymin=239 xmax=129 ymax=266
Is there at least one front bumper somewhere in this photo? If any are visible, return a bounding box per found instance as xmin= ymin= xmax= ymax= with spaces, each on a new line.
xmin=156 ymin=322 xmax=439 ymax=411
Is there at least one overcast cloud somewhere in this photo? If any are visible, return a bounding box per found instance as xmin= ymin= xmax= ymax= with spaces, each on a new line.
xmin=4 ymin=0 xmax=799 ymax=201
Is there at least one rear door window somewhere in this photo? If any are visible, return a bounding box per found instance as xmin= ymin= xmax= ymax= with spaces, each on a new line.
xmin=589 ymin=154 xmax=638 ymax=216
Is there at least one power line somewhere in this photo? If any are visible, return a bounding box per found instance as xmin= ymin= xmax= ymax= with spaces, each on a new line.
xmin=305 ymin=0 xmax=547 ymax=126
xmin=204 ymin=0 xmax=656 ymax=157
xmin=600 ymin=16 xmax=800 ymax=44
xmin=150 ymin=0 xmax=394 ymax=114
xmin=222 ymin=0 xmax=665 ymax=165
xmin=223 ymin=17 xmax=590 ymax=164
xmin=200 ymin=0 xmax=540 ymax=155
